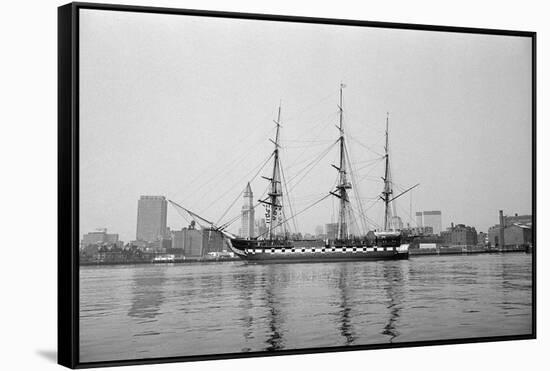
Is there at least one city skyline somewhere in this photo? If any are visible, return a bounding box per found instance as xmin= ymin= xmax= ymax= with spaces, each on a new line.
xmin=80 ymin=191 xmax=528 ymax=245
xmin=79 ymin=10 xmax=532 ymax=243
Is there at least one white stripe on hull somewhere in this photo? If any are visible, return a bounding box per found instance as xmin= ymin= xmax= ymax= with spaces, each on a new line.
xmin=239 ymin=246 xmax=409 ymax=262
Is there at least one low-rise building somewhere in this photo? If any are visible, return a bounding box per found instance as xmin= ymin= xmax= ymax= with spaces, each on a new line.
xmin=82 ymin=228 xmax=121 ymax=247
xmin=477 ymin=232 xmax=488 ymax=246
xmin=202 ymin=228 xmax=225 ymax=255
xmin=171 ymin=224 xmax=226 ymax=258
xmin=402 ymin=226 xmax=433 ymax=236
xmin=488 ymin=211 xmax=532 ymax=248
xmin=441 ymin=223 xmax=477 ymax=246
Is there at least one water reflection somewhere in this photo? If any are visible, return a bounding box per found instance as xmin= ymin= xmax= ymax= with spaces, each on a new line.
xmin=79 ymin=255 xmax=532 ymax=363
xmin=264 ymin=266 xmax=286 ymax=351
xmin=233 ymin=270 xmax=256 ymax=351
xmin=127 ymin=267 xmax=166 ymax=322
xmin=337 ymin=266 xmax=355 ymax=345
xmin=381 ymin=263 xmax=404 ymax=342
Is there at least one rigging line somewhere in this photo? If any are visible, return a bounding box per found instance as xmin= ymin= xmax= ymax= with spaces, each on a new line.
xmin=330 ymin=172 xmax=339 ymax=223
xmin=346 ymin=167 xmax=366 ymax=234
xmin=363 ymin=199 xmax=380 ymax=212
xmin=348 ymin=195 xmax=375 ymax=233
xmin=279 ymin=157 xmax=299 ymax=234
xmin=168 ymin=199 xmax=216 ymax=230
xmin=282 ymin=142 xmax=334 ymax=149
xmin=283 ymin=138 xmax=334 ymax=143
xmin=291 ymin=192 xmax=330 ymax=199
xmin=395 ymin=203 xmax=419 ymax=227
xmin=343 ymin=111 xmax=387 ymax=136
xmin=388 ymin=183 xmax=420 ymax=204
xmin=199 ymin=152 xmax=274 ymax=215
xmin=348 ymin=135 xmax=385 ymax=157
xmin=344 ymin=134 xmax=369 ymax=233
xmin=354 ymin=157 xmax=386 ymax=173
xmin=343 ymin=141 xmax=369 ymax=235
xmin=351 ymin=208 xmax=362 ymax=236
xmin=185 ymin=145 xmax=265 ymax=205
xmin=356 ymin=158 xmax=385 ymax=183
xmin=215 ymin=188 xmax=244 ymax=226
xmin=344 ymin=194 xmax=359 ymax=236
xmin=218 ymin=184 xmax=269 ymax=231
xmin=347 ymin=202 xmax=381 ymax=231
xmin=286 ymin=139 xmax=339 ymax=190
xmin=284 ymin=139 xmax=334 ymax=174
xmin=284 ymin=111 xmax=339 ymax=170
xmin=285 ymin=140 xmax=337 ymax=182
xmin=255 ymin=193 xmax=332 ymax=239
xmin=351 ymin=157 xmax=386 ymax=166
xmin=282 ymin=91 xmax=336 ymax=123
xmin=352 ymin=196 xmax=381 ymax=200
xmin=171 ymin=202 xmax=193 ymax=225
xmin=183 ymin=122 xmax=273 ymax=196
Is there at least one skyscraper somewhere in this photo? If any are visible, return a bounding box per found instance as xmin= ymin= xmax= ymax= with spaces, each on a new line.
xmin=415 ymin=210 xmax=442 ymax=235
xmin=136 ymin=195 xmax=167 ymax=242
xmin=240 ymin=183 xmax=255 ymax=239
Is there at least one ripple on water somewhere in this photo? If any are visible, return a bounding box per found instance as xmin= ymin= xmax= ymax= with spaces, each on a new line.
xmin=79 ymin=254 xmax=532 ymax=362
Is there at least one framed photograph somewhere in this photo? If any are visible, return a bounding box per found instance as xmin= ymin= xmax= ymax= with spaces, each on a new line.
xmin=58 ymin=2 xmax=536 ymax=368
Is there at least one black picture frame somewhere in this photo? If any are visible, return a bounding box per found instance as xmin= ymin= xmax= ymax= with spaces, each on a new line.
xmin=58 ymin=2 xmax=537 ymax=369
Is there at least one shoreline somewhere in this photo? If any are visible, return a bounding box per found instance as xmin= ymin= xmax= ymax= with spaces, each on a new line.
xmin=79 ymin=249 xmax=531 ymax=267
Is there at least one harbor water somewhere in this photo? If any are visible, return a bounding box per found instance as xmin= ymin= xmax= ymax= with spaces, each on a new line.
xmin=80 ymin=253 xmax=532 ymax=363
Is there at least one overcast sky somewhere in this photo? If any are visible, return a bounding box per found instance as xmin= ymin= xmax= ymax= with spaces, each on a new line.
xmin=79 ymin=9 xmax=532 ymax=242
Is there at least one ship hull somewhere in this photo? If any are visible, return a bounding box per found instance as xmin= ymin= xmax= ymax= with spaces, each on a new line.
xmin=228 ymin=239 xmax=409 ymax=263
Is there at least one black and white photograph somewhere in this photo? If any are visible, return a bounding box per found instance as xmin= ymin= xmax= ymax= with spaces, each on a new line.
xmin=58 ymin=2 xmax=535 ymax=368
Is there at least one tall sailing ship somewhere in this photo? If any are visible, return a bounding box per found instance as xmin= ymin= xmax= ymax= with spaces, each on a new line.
xmin=171 ymin=85 xmax=417 ymax=263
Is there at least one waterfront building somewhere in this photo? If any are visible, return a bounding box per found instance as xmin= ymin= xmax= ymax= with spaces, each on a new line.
xmin=172 ymin=229 xmax=185 ymax=250
xmin=172 ymin=225 xmax=226 ymax=257
xmin=415 ymin=210 xmax=442 ymax=235
xmin=150 ymin=238 xmax=172 ymax=252
xmin=82 ymin=228 xmax=120 ymax=247
xmin=202 ymin=228 xmax=225 ymax=254
xmin=478 ymin=232 xmax=488 ymax=246
xmin=128 ymin=240 xmax=148 ymax=250
xmin=136 ymin=195 xmax=168 ymax=242
xmin=441 ymin=223 xmax=477 ymax=246
xmin=182 ymin=225 xmax=203 ymax=257
xmin=488 ymin=210 xmax=532 ymax=248
xmin=410 ymin=234 xmax=444 ymax=246
xmin=402 ymin=226 xmax=433 ymax=236
xmin=502 ymin=213 xmax=532 ymax=226
xmin=240 ymin=183 xmax=255 ymax=239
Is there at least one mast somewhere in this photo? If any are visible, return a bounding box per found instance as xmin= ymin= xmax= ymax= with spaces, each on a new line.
xmin=267 ymin=105 xmax=282 ymax=240
xmin=336 ymin=84 xmax=351 ymax=240
xmin=382 ymin=112 xmax=392 ymax=231
xmin=379 ymin=113 xmax=419 ymax=232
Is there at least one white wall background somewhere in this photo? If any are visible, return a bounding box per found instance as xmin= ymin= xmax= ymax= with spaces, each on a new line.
xmin=0 ymin=0 xmax=546 ymax=370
